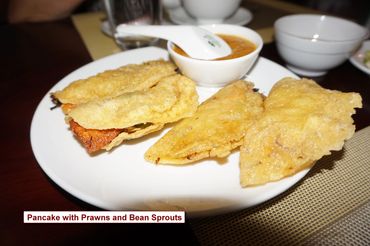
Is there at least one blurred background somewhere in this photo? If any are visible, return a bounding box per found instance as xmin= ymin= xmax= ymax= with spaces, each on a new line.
xmin=283 ymin=0 xmax=370 ymax=26
xmin=0 ymin=0 xmax=369 ymax=26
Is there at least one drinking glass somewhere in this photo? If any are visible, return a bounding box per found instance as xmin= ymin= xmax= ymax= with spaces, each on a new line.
xmin=103 ymin=0 xmax=162 ymax=49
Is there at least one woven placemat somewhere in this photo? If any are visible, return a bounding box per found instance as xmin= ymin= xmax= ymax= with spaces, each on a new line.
xmin=189 ymin=126 xmax=370 ymax=246
xmin=302 ymin=200 xmax=370 ymax=245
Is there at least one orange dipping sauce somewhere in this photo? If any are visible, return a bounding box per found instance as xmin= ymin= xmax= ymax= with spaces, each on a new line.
xmin=172 ymin=34 xmax=256 ymax=60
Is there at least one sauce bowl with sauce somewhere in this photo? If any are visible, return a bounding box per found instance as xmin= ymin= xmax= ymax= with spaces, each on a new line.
xmin=167 ymin=24 xmax=263 ymax=87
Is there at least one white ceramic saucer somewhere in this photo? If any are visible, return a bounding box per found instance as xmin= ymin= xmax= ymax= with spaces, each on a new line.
xmin=168 ymin=7 xmax=253 ymax=26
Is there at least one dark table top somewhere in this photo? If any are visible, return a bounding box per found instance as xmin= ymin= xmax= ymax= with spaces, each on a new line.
xmin=0 ymin=18 xmax=369 ymax=245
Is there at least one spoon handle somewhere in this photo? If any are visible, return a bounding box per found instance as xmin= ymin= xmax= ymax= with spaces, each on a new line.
xmin=116 ymin=25 xmax=231 ymax=60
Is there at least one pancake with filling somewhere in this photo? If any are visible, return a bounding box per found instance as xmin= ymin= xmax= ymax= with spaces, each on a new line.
xmin=53 ymin=60 xmax=177 ymax=106
xmin=65 ymin=74 xmax=198 ymax=153
xmin=145 ymin=80 xmax=264 ymax=164
xmin=239 ymin=77 xmax=362 ymax=187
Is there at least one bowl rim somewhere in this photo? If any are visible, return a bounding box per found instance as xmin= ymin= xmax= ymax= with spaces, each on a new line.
xmin=274 ymin=14 xmax=369 ymax=43
xmin=167 ymin=24 xmax=263 ymax=63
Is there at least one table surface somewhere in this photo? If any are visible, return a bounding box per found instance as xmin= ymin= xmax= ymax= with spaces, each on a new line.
xmin=1 ymin=5 xmax=370 ymax=246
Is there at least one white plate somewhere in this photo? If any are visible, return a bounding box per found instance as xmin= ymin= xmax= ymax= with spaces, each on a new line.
xmin=168 ymin=7 xmax=253 ymax=26
xmin=30 ymin=47 xmax=307 ymax=217
xmin=350 ymin=40 xmax=370 ymax=75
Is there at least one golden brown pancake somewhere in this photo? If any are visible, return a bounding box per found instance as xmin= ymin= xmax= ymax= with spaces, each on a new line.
xmin=66 ymin=74 xmax=198 ymax=153
xmin=53 ymin=60 xmax=177 ymax=105
xmin=52 ymin=59 xmax=199 ymax=154
xmin=240 ymin=77 xmax=362 ymax=187
xmin=145 ymin=80 xmax=264 ymax=164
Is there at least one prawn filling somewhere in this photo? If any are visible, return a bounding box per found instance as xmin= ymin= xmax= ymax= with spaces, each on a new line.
xmin=69 ymin=120 xmax=154 ymax=153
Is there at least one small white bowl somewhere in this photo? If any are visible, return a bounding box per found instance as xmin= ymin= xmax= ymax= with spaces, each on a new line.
xmin=182 ymin=0 xmax=241 ymax=24
xmin=167 ymin=24 xmax=263 ymax=87
xmin=274 ymin=14 xmax=368 ymax=76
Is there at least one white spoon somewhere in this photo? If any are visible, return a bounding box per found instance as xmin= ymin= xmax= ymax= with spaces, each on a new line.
xmin=116 ymin=25 xmax=232 ymax=60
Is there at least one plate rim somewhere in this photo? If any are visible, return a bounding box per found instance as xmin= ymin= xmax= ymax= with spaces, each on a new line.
xmin=349 ymin=40 xmax=370 ymax=75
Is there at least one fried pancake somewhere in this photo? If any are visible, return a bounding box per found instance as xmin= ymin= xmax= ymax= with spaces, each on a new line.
xmin=240 ymin=78 xmax=362 ymax=187
xmin=145 ymin=80 xmax=264 ymax=164
xmin=53 ymin=60 xmax=177 ymax=105
xmin=68 ymin=74 xmax=198 ymax=129
xmin=68 ymin=74 xmax=198 ymax=153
